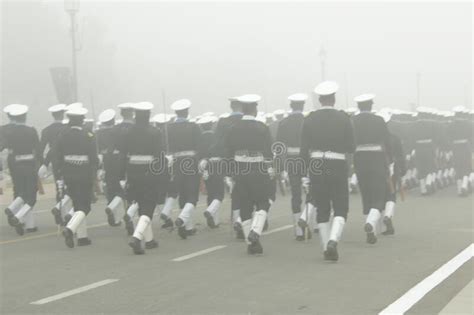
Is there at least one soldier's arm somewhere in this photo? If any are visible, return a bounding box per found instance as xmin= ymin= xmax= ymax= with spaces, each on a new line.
xmin=299 ymin=119 xmax=310 ymax=175
xmin=32 ymin=127 xmax=43 ymax=166
xmin=344 ymin=117 xmax=356 ymax=154
xmin=39 ymin=128 xmax=49 ymax=166
xmin=88 ymin=132 xmax=100 ymax=174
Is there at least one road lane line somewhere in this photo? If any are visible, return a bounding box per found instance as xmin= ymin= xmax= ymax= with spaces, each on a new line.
xmin=379 ymin=243 xmax=473 ymax=315
xmin=172 ymin=245 xmax=228 ymax=262
xmin=30 ymin=279 xmax=119 ymax=305
xmin=262 ymin=224 xmax=293 ymax=235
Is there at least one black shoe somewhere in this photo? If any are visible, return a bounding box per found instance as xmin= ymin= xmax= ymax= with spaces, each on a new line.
xmin=263 ymin=220 xmax=269 ymax=232
xmin=62 ymin=228 xmax=74 ymax=248
xmin=364 ymin=223 xmax=377 ymax=244
xmin=51 ymin=208 xmax=64 ymax=225
xmin=128 ymin=237 xmax=145 ymax=255
xmin=233 ymin=223 xmax=244 ymax=240
xmin=105 ymin=208 xmax=121 ymax=227
xmin=9 ymin=216 xmax=24 ymax=236
xmin=326 ymin=240 xmax=339 ymax=261
xmin=63 ymin=214 xmax=72 ymax=226
xmin=161 ymin=217 xmax=174 ymax=229
xmin=145 ymin=239 xmax=158 ymax=249
xmin=203 ymin=211 xmax=217 ymax=228
xmin=295 ymin=235 xmax=305 ymax=241
xmin=175 ymin=218 xmax=184 ymax=227
xmin=5 ymin=208 xmax=15 ymax=227
xmin=247 ymin=240 xmax=263 ymax=255
xmin=382 ymin=217 xmax=395 ymax=235
xmin=123 ymin=215 xmax=134 ymax=236
xmin=177 ymin=226 xmax=187 ymax=239
xmin=26 ymin=227 xmax=38 ymax=233
xmin=247 ymin=230 xmax=260 ymax=243
xmin=186 ymin=228 xmax=197 ymax=236
xmin=297 ymin=218 xmax=308 ymax=229
xmin=77 ymin=238 xmax=92 ymax=246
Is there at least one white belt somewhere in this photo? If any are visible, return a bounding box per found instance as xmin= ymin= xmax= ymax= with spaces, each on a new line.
xmin=417 ymin=139 xmax=432 ymax=144
xmin=310 ymin=151 xmax=345 ymax=160
xmin=234 ymin=155 xmax=264 ymax=163
xmin=356 ymin=144 xmax=383 ymax=152
xmin=14 ymin=154 xmax=34 ymax=161
xmin=453 ymin=139 xmax=468 ymax=144
xmin=173 ymin=150 xmax=196 ymax=158
xmin=209 ymin=157 xmax=222 ymax=162
xmin=129 ymin=155 xmax=154 ymax=165
xmin=112 ymin=149 xmax=120 ymax=154
xmin=64 ymin=155 xmax=89 ymax=165
xmin=286 ymin=147 xmax=300 ymax=155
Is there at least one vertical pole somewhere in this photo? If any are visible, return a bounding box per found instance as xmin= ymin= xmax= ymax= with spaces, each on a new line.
xmin=70 ymin=11 xmax=78 ymax=102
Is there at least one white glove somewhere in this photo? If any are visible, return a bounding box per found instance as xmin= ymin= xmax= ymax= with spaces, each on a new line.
xmin=281 ymin=170 xmax=289 ymax=182
xmin=166 ymin=155 xmax=174 ymax=168
xmin=267 ymin=167 xmax=275 ymax=180
xmin=38 ymin=164 xmax=48 ymax=178
xmin=120 ymin=180 xmax=127 ymax=190
xmin=202 ymin=170 xmax=209 ymax=181
xmin=389 ymin=163 xmax=394 ymax=177
xmin=225 ymin=176 xmax=234 ymax=193
xmin=198 ymin=159 xmax=208 ymax=173
xmin=301 ymin=177 xmax=310 ymax=194
xmin=97 ymin=169 xmax=105 ymax=181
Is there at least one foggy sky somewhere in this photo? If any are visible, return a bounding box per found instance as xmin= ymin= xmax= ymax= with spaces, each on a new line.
xmin=1 ymin=1 xmax=472 ymax=128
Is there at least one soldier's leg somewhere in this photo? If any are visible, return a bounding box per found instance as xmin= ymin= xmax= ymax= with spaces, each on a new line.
xmin=104 ymin=175 xmax=124 ymax=226
xmin=311 ymin=171 xmax=331 ymax=256
xmin=203 ymin=173 xmax=224 ymax=228
xmin=62 ymin=180 xmax=92 ymax=248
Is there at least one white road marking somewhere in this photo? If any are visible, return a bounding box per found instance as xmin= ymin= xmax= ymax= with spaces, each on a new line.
xmin=172 ymin=245 xmax=227 ymax=262
xmin=30 ymin=279 xmax=119 ymax=305
xmin=262 ymin=224 xmax=293 ymax=235
xmin=379 ymin=243 xmax=473 ymax=315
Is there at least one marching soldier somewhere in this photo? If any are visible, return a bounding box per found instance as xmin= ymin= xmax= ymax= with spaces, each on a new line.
xmin=120 ymin=102 xmax=167 ymax=255
xmin=55 ymin=106 xmax=99 ymax=247
xmin=275 ymin=93 xmax=307 ymax=240
xmin=224 ymin=94 xmax=274 ymax=255
xmin=38 ymin=104 xmax=67 ymax=218
xmin=448 ymin=106 xmax=473 ymax=196
xmin=352 ymin=94 xmax=392 ymax=244
xmin=2 ymin=104 xmax=42 ymax=235
xmin=96 ymin=109 xmax=124 ymax=226
xmin=197 ymin=115 xmax=223 ymax=228
xmin=213 ymin=97 xmax=244 ymax=239
xmin=167 ymin=99 xmax=202 ymax=239
xmin=300 ymin=82 xmax=355 ymax=261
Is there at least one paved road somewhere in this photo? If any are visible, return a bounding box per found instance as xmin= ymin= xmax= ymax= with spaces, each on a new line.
xmin=0 ymin=186 xmax=472 ymax=314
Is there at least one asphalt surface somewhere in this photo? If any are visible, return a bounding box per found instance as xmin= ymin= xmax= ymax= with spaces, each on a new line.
xmin=0 ymin=184 xmax=472 ymax=314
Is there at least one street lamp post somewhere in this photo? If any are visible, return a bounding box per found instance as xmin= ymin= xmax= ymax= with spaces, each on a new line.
xmin=319 ymin=45 xmax=327 ymax=81
xmin=64 ymin=0 xmax=80 ymax=102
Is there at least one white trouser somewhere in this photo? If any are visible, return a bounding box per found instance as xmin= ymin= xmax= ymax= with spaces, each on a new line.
xmin=293 ymin=212 xmax=303 ymax=236
xmin=55 ymin=195 xmax=71 ymax=211
xmin=7 ymin=197 xmax=24 ymax=213
xmin=317 ymin=222 xmax=330 ymax=251
xmin=133 ymin=215 xmax=151 ymax=241
xmin=366 ymin=208 xmax=382 ymax=234
xmin=329 ymin=216 xmax=345 ymax=242
xmin=15 ymin=204 xmax=32 ymax=222
xmin=66 ymin=211 xmax=86 ymax=234
xmin=161 ymin=197 xmax=176 ymax=218
xmin=76 ymin=217 xmax=88 ymax=238
xmin=108 ymin=196 xmax=123 ymax=215
xmin=126 ymin=203 xmax=139 ymax=218
xmin=242 ymin=219 xmax=252 ymax=245
xmin=144 ymin=223 xmax=154 ymax=242
xmin=420 ymin=179 xmax=427 ymax=194
xmin=178 ymin=203 xmax=195 ymax=227
xmin=232 ymin=209 xmax=241 ymax=224
xmin=206 ymin=199 xmax=221 ymax=224
xmin=251 ymin=210 xmax=267 ymax=236
xmin=24 ymin=210 xmax=36 ymax=229
xmin=385 ymin=201 xmax=395 ymax=219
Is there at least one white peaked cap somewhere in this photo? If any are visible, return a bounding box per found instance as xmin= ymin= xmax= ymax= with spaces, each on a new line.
xmin=354 ymin=94 xmax=376 ymax=103
xmin=152 ymin=113 xmax=174 ymax=124
xmin=273 ymin=109 xmax=286 ymax=116
xmin=98 ymin=109 xmax=116 ymax=123
xmin=288 ymin=93 xmax=308 ymax=102
xmin=117 ymin=102 xmax=134 ymax=109
xmin=452 ymin=106 xmax=467 ymax=113
xmin=197 ymin=115 xmax=218 ymax=124
xmin=66 ymin=107 xmax=88 ymax=116
xmin=48 ymin=104 xmax=67 ymax=112
xmin=219 ymin=113 xmax=230 ymax=119
xmin=237 ymin=94 xmax=261 ymax=104
xmin=345 ymin=107 xmax=359 ymax=114
xmin=228 ymin=96 xmax=239 ymax=101
xmin=314 ymin=81 xmax=339 ymax=96
xmin=171 ymin=99 xmax=191 ymax=111
xmin=67 ymin=102 xmax=83 ymax=111
xmin=5 ymin=104 xmax=28 ymax=116
xmin=202 ymin=111 xmax=215 ymax=116
xmin=133 ymin=102 xmax=154 ymax=111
